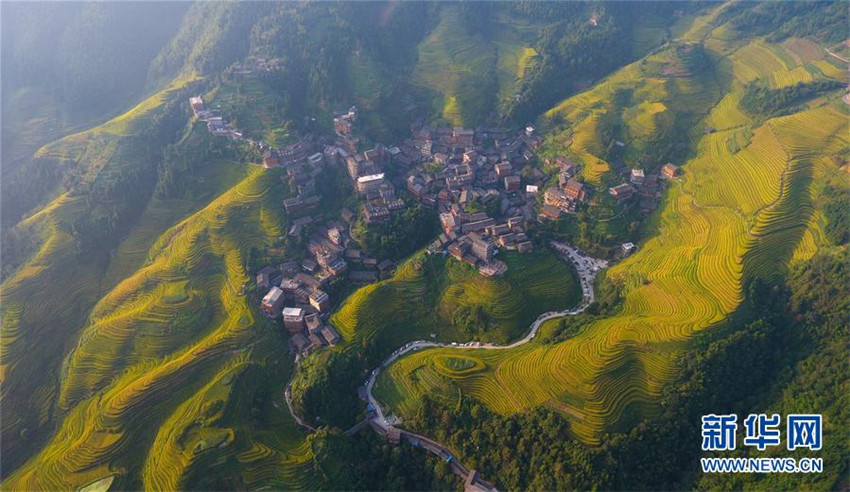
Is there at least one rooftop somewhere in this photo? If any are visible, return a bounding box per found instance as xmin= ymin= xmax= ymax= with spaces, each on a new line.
xmin=357 ymin=173 xmax=386 ymax=183
xmin=282 ymin=307 xmax=304 ymax=317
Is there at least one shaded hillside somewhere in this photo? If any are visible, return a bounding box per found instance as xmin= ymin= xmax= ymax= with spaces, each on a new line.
xmin=0 ymin=2 xmax=189 ymax=231
xmin=1 ymin=2 xmax=188 ymax=173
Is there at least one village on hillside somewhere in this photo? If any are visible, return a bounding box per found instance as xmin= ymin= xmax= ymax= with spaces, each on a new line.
xmin=188 ymin=93 xmax=681 ymax=357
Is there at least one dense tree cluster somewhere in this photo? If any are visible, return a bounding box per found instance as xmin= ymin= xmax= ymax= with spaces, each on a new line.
xmin=739 ymin=79 xmax=843 ymax=118
xmin=291 ymin=348 xmax=378 ymax=430
xmin=452 ymin=305 xmax=490 ymax=338
xmin=504 ymin=2 xmax=695 ymax=125
xmin=822 ymin=183 xmax=850 ymax=245
xmin=354 ymin=204 xmax=439 ymax=261
xmin=720 ymin=1 xmax=849 ymax=45
xmin=504 ymin=9 xmax=630 ymax=125
xmin=148 ymin=2 xmax=269 ymax=82
xmin=310 ymin=429 xmax=459 ymax=491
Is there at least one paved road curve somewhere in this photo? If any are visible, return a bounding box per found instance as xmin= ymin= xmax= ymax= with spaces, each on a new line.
xmin=286 ymin=241 xmax=607 ymax=490
xmin=365 ymin=241 xmax=607 ymax=430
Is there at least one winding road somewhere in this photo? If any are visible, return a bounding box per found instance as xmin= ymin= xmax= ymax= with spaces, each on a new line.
xmin=285 ymin=241 xmax=608 ymax=490
xmin=365 ymin=241 xmax=607 ymax=430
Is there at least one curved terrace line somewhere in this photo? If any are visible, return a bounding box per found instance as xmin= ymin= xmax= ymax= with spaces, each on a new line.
xmin=283 ymin=241 xmax=607 ymax=490
xmin=364 ymin=241 xmax=606 ymax=429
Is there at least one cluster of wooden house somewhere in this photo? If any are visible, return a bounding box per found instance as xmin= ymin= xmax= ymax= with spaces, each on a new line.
xmin=403 ymin=126 xmax=544 ymax=207
xmin=541 ymin=157 xmax=589 ymax=220
xmin=329 ymin=108 xmax=409 ymax=224
xmin=263 ymin=140 xmax=314 ymax=170
xmin=346 ymin=145 xmax=408 ymax=224
xmin=257 ymin=263 xmax=341 ymax=356
xmin=608 ymin=162 xmax=680 ymax=210
xmin=433 ymin=208 xmax=532 ymax=276
xmin=294 ymin=212 xmax=395 ymax=278
xmin=255 ymin=210 xmax=400 ymax=355
xmin=542 ymin=157 xmax=681 ymax=220
xmin=388 ymin=125 xmax=547 ymax=275
xmin=279 ymin=146 xmax=325 ymax=214
xmin=189 ymin=96 xmax=243 ymax=140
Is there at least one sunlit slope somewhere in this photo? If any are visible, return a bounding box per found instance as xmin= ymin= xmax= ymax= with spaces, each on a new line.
xmin=144 ymin=359 xmax=318 ymax=491
xmin=539 ymin=45 xmax=713 ymax=186
xmin=57 ymin=165 xmax=279 ymax=410
xmin=381 ymin=30 xmax=848 ymax=443
xmin=743 ymin=103 xmax=849 ymax=279
xmin=0 ymin=195 xmax=101 ymax=454
xmin=540 ymin=13 xmax=846 ymax=188
xmin=3 ymin=166 xmax=315 ymax=490
xmin=34 ymin=75 xmax=199 ymax=165
xmin=331 ymin=251 xmax=581 ymax=349
xmin=0 ymin=76 xmax=199 ymax=470
xmin=410 ymin=6 xmax=541 ymax=126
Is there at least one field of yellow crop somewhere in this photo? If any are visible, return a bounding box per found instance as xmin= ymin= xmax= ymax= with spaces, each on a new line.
xmin=379 ymin=23 xmax=849 ymax=443
xmin=331 ymin=250 xmax=581 ymax=350
xmin=541 ymin=44 xmax=717 ymax=185
xmin=4 ymin=163 xmax=318 ymax=490
xmin=0 ymin=190 xmax=118 ymax=469
xmin=1 ymin=70 xmax=319 ymax=488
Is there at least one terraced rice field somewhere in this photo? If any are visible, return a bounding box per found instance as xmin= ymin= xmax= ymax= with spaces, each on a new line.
xmin=540 ymin=47 xmax=704 ymax=186
xmin=726 ymin=37 xmax=846 ymax=91
xmin=4 ymin=164 xmax=317 ymax=490
xmin=410 ymin=6 xmax=541 ymax=126
xmin=103 ymin=160 xmax=248 ymax=288
xmin=143 ymin=359 xmax=319 ymax=491
xmin=626 ymin=101 xmax=671 ymax=140
xmin=208 ymin=73 xmax=292 ymax=147
xmin=1 ymin=74 xmax=318 ymax=488
xmin=346 ymin=52 xmax=393 ymax=110
xmin=410 ymin=6 xmax=495 ymax=126
xmin=331 ymin=250 xmax=581 ymax=350
xmin=380 ymin=29 xmax=849 ymax=443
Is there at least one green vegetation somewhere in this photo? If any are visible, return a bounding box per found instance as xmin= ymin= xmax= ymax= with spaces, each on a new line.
xmin=698 ymin=249 xmax=849 ymax=490
xmin=1 ymin=2 xmax=847 ymax=489
xmin=739 ymin=79 xmax=844 ymax=118
xmin=310 ymin=428 xmax=460 ymax=490
xmin=822 ymin=182 xmax=850 ymax=245
xmin=379 ymin=3 xmax=849 ymax=446
xmin=293 ymin=250 xmax=582 ymax=427
xmin=353 ymin=205 xmax=439 ymax=261
xmin=719 ymin=1 xmax=849 ymax=45
xmin=409 ymin=5 xmax=501 ymax=126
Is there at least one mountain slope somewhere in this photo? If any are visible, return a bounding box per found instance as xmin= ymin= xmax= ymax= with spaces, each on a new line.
xmin=377 ymin=3 xmax=849 ymax=443
xmin=1 ymin=2 xmax=847 ymax=489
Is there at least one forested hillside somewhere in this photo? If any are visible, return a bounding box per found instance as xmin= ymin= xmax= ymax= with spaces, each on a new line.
xmin=1 ymin=1 xmax=847 ymax=490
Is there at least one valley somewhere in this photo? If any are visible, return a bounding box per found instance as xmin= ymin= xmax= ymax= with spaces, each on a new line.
xmin=1 ymin=2 xmax=847 ymax=491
